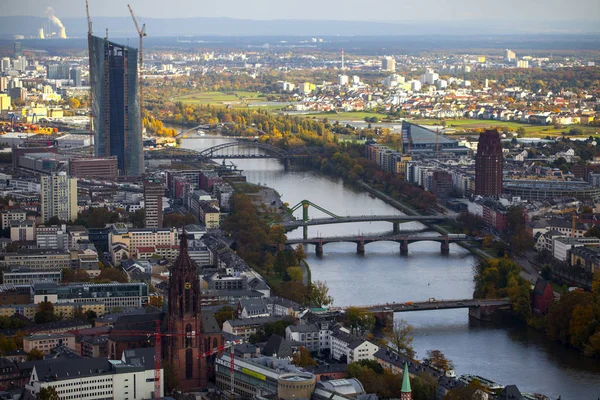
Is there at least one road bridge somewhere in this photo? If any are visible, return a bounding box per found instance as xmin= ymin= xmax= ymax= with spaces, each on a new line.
xmin=330 ymin=298 xmax=512 ymax=325
xmin=144 ymin=140 xmax=322 ymax=170
xmin=287 ymin=234 xmax=475 ymax=255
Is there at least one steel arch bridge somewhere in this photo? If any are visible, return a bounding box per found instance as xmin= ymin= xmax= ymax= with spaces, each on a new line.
xmin=197 ymin=140 xmax=289 ymax=159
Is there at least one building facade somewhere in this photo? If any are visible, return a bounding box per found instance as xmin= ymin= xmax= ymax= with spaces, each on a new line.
xmin=90 ymin=35 xmax=143 ymax=176
xmin=475 ymin=129 xmax=503 ymax=196
xmin=40 ymin=172 xmax=78 ymax=222
xmin=144 ymin=178 xmax=164 ymax=228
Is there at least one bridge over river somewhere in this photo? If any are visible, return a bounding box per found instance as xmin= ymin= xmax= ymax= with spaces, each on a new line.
xmin=287 ymin=233 xmax=476 ymax=255
xmin=329 ymin=298 xmax=512 ymax=325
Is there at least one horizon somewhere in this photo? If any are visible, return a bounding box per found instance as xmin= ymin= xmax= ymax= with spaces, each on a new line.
xmin=2 ymin=0 xmax=599 ymax=22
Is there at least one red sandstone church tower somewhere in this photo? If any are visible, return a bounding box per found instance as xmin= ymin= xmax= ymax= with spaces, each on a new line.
xmin=165 ymin=232 xmax=207 ymax=390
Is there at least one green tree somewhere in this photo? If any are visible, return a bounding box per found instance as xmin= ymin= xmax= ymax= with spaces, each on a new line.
xmin=345 ymin=307 xmax=376 ymax=333
xmin=385 ymin=319 xmax=415 ymax=359
xmin=93 ymin=267 xmax=128 ymax=283
xmin=35 ymin=301 xmax=56 ymax=324
xmin=214 ymin=306 xmax=236 ymax=329
xmin=295 ymin=244 xmax=307 ymax=261
xmin=308 ymin=280 xmax=333 ymax=307
xmin=27 ymin=348 xmax=44 ymax=361
xmin=286 ymin=266 xmax=303 ymax=282
xmin=38 ymin=387 xmax=60 ymax=400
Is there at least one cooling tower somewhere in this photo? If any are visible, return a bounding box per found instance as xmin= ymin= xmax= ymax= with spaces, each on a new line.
xmin=39 ymin=28 xmax=45 ymax=39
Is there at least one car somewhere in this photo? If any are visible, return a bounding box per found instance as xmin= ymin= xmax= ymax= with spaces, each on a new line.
xmin=383 ymin=306 xmax=392 ymax=311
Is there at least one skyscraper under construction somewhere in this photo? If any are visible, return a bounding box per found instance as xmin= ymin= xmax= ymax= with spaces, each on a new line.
xmin=90 ymin=35 xmax=143 ymax=176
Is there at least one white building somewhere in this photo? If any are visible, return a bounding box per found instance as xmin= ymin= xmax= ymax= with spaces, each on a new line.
xmin=420 ymin=69 xmax=439 ymax=85
xmin=338 ymin=75 xmax=349 ymax=86
xmin=26 ymin=347 xmax=162 ymax=399
xmin=330 ymin=327 xmax=379 ymax=363
xmin=286 ymin=324 xmax=320 ymax=353
xmin=40 ymin=172 xmax=78 ymax=222
xmin=553 ymin=237 xmax=600 ymax=262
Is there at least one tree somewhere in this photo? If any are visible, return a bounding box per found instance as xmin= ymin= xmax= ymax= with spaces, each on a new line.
xmin=35 ymin=301 xmax=56 ymax=324
xmin=214 ymin=306 xmax=236 ymax=329
xmin=27 ymin=348 xmax=44 ymax=361
xmin=292 ymin=346 xmax=317 ymax=367
xmin=68 ymin=98 xmax=80 ymax=109
xmin=61 ymin=268 xmax=91 ymax=283
xmin=308 ymin=280 xmax=333 ymax=307
xmin=286 ymin=266 xmax=303 ymax=282
xmin=94 ymin=267 xmax=128 ymax=283
xmin=38 ymin=387 xmax=60 ymax=400
xmin=385 ymin=319 xmax=415 ymax=359
xmin=345 ymin=307 xmax=376 ymax=333
xmin=85 ymin=310 xmax=97 ymax=325
xmin=148 ymin=295 xmax=163 ymax=308
xmin=295 ymin=244 xmax=307 ymax=261
xmin=425 ymin=349 xmax=454 ymax=372
xmin=516 ymin=126 xmax=527 ymax=137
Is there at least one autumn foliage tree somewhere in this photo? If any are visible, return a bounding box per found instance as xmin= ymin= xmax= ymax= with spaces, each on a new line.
xmin=292 ymin=347 xmax=317 ymax=367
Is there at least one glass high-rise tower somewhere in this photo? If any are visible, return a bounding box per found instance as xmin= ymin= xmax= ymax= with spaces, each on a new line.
xmin=90 ymin=35 xmax=143 ymax=176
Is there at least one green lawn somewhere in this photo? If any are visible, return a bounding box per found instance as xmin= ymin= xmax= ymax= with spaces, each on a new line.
xmin=303 ymin=111 xmax=389 ymax=121
xmin=174 ymin=91 xmax=266 ymax=106
xmin=411 ymin=118 xmax=600 ymax=138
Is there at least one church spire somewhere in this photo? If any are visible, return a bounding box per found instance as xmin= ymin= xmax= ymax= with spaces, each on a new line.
xmin=401 ymin=362 xmax=412 ymax=400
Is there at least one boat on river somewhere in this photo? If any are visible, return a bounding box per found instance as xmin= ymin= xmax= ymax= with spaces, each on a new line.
xmin=458 ymin=374 xmax=503 ymax=391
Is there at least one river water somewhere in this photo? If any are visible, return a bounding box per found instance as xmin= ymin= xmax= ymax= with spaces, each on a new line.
xmin=178 ymin=134 xmax=600 ymax=399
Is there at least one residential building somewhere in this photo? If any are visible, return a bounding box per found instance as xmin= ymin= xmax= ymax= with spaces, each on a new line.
xmin=382 ymin=57 xmax=396 ymax=72
xmin=285 ymin=324 xmax=320 ymax=353
xmin=79 ymin=336 xmax=108 ymax=358
xmin=40 ymin=172 xmax=78 ymax=222
xmin=223 ymin=316 xmax=290 ymax=341
xmin=1 ymin=210 xmax=27 ymax=230
xmin=199 ymin=201 xmax=220 ymax=229
xmin=330 ymin=327 xmax=379 ymax=363
xmin=23 ymin=333 xmax=76 ymax=355
xmin=475 ymin=129 xmax=503 ymax=196
xmin=143 ymin=178 xmax=164 ymax=228
xmin=36 ymin=225 xmax=67 ymax=250
xmin=25 ymin=347 xmax=162 ymax=399
xmin=10 ymin=220 xmax=35 ymax=242
xmin=90 ymin=35 xmax=143 ymax=176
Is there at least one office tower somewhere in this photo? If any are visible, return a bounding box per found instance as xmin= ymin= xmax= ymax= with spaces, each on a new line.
xmin=41 ymin=172 xmax=78 ymax=222
xmin=143 ymin=178 xmax=163 ymax=228
xmin=90 ymin=35 xmax=143 ymax=176
xmin=505 ymin=49 xmax=516 ymax=62
xmin=47 ymin=64 xmax=70 ymax=79
xmin=1 ymin=58 xmax=10 ymax=72
xmin=382 ymin=57 xmax=396 ymax=72
xmin=475 ymin=129 xmax=503 ymax=197
xmin=13 ymin=41 xmax=22 ymax=58
xmin=69 ymin=68 xmax=82 ymax=86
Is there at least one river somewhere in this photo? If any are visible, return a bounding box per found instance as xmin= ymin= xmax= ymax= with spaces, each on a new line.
xmin=177 ymin=134 xmax=600 ymax=399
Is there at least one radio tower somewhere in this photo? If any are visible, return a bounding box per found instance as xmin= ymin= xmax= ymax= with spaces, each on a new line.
xmin=341 ymin=48 xmax=345 ymax=71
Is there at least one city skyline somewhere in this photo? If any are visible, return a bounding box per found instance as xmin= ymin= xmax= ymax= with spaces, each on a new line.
xmin=2 ymin=0 xmax=600 ymax=22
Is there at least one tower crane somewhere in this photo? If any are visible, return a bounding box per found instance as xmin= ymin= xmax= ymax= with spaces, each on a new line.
xmin=109 ymin=319 xmax=242 ymax=400
xmin=127 ymin=4 xmax=146 ymax=118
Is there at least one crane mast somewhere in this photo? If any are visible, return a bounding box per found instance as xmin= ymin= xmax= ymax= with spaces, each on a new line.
xmin=127 ymin=4 xmax=146 ymax=121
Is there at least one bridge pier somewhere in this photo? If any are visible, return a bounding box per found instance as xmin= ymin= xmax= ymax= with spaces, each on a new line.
xmin=357 ymin=241 xmax=365 ymax=255
xmin=468 ymin=305 xmax=497 ymax=322
xmin=441 ymin=240 xmax=450 ymax=255
xmin=303 ymin=226 xmax=308 ymax=240
xmin=393 ymin=222 xmax=400 ymax=234
xmin=400 ymin=240 xmax=409 ymax=256
xmin=315 ymin=242 xmax=323 ymax=256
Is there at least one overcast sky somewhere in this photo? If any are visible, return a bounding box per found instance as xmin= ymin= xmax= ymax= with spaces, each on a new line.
xmin=2 ymin=0 xmax=600 ymax=21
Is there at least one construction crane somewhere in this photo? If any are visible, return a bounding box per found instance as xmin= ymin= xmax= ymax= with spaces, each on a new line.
xmin=85 ymin=0 xmax=94 ymax=156
xmin=127 ymin=4 xmax=146 ymax=118
xmin=110 ymin=320 xmax=242 ymax=400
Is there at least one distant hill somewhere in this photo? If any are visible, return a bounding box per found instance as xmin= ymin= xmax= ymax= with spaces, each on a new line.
xmin=2 ymin=16 xmax=599 ymax=39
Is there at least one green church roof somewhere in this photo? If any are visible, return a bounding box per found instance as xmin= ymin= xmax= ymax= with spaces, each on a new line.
xmin=402 ymin=362 xmax=412 ymax=393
